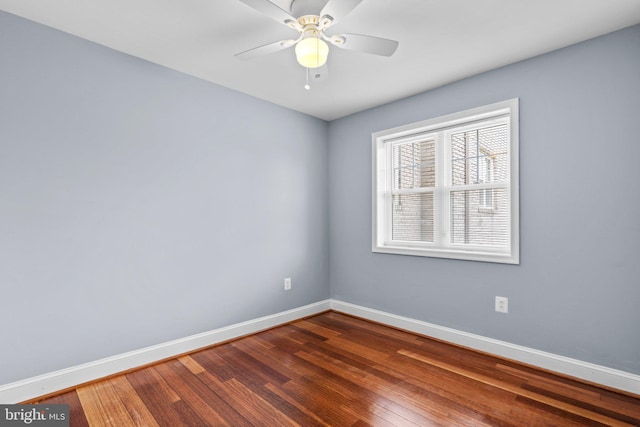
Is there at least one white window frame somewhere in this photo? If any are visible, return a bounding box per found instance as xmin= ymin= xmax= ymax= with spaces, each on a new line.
xmin=372 ymin=98 xmax=519 ymax=264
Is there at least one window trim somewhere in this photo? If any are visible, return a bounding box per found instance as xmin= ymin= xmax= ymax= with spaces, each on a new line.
xmin=372 ymin=98 xmax=519 ymax=264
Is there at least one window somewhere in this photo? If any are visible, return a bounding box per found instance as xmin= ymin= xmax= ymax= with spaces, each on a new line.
xmin=372 ymin=99 xmax=519 ymax=264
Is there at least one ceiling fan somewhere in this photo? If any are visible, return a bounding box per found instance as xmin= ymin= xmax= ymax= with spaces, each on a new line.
xmin=235 ymin=0 xmax=399 ymax=85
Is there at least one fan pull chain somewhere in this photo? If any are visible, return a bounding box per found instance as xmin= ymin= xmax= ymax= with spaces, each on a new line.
xmin=304 ymin=67 xmax=311 ymax=90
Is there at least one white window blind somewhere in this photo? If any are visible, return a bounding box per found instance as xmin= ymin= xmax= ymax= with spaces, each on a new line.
xmin=449 ymin=124 xmax=509 ymax=248
xmin=391 ymin=140 xmax=435 ymax=243
xmin=372 ymin=99 xmax=519 ymax=264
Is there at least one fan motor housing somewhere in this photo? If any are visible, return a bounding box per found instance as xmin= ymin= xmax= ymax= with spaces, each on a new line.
xmin=298 ymin=15 xmax=319 ymax=26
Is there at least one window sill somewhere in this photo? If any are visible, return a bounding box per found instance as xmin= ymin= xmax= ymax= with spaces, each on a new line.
xmin=372 ymin=244 xmax=519 ymax=264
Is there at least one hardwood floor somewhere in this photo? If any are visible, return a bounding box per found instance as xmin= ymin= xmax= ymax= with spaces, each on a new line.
xmin=36 ymin=311 xmax=640 ymax=426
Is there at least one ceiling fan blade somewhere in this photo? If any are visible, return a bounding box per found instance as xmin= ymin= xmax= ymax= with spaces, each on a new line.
xmin=237 ymin=0 xmax=302 ymax=30
xmin=320 ymin=0 xmax=364 ymax=26
xmin=329 ymin=33 xmax=399 ymax=57
xmin=235 ymin=39 xmax=296 ymax=60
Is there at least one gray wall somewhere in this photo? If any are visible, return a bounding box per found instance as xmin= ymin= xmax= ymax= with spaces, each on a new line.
xmin=0 ymin=11 xmax=329 ymax=385
xmin=2 ymin=8 xmax=639 ymax=387
xmin=329 ymin=25 xmax=640 ymax=375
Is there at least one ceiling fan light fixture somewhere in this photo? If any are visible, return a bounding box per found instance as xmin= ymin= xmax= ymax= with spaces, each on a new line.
xmin=295 ymin=36 xmax=329 ymax=68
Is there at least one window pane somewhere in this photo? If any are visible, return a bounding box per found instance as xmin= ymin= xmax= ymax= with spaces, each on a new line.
xmin=393 ymin=140 xmax=435 ymax=190
xmin=451 ymin=124 xmax=508 ymax=186
xmin=392 ymin=193 xmax=434 ymax=242
xmin=450 ymin=189 xmax=509 ymax=247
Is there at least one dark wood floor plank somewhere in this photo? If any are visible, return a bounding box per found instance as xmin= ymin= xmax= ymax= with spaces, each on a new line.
xmin=106 ymin=376 xmax=159 ymax=426
xmin=218 ymin=342 xmax=291 ymax=385
xmin=195 ymin=348 xmax=327 ymax=426
xmin=383 ymin=351 xmax=600 ymax=427
xmin=325 ymin=334 xmax=393 ymax=365
xmin=171 ymin=400 xmax=213 ymax=427
xmin=599 ymin=392 xmax=640 ymax=418
xmin=158 ymin=359 xmax=250 ymax=426
xmin=294 ymin=318 xmax=343 ymax=339
xmin=385 ymin=352 xmax=524 ymax=413
xmin=302 ymin=343 xmax=521 ymax=426
xmin=189 ymin=348 xmax=236 ymax=382
xmin=268 ymin=324 xmax=328 ymax=348
xmin=294 ymin=347 xmax=453 ymax=426
xmin=287 ymin=323 xmax=331 ymax=342
xmin=522 ymin=382 xmax=640 ymax=426
xmin=196 ymin=369 xmax=298 ymax=427
xmin=399 ymin=348 xmax=635 ymax=426
xmin=312 ymin=319 xmax=640 ymax=427
xmin=514 ymin=395 xmax=611 ymax=427
xmin=180 ymin=349 xmax=298 ymax=425
xmin=34 ymin=311 xmax=640 ymax=426
xmin=309 ymin=312 xmax=425 ymax=349
xmin=297 ymin=345 xmax=498 ymax=427
xmin=124 ymin=368 xmax=188 ymax=427
xmin=238 ymin=337 xmax=359 ymax=426
xmin=278 ymin=377 xmax=362 ymax=426
xmin=297 ymin=354 xmax=438 ymax=424
xmin=235 ymin=334 xmax=383 ymax=425
xmin=37 ymin=391 xmax=91 ymax=427
xmin=262 ymin=382 xmax=332 ymax=427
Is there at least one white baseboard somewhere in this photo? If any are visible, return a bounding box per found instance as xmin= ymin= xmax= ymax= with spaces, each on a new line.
xmin=330 ymin=299 xmax=640 ymax=395
xmin=0 ymin=300 xmax=331 ymax=404
xmin=3 ymin=298 xmax=638 ymax=403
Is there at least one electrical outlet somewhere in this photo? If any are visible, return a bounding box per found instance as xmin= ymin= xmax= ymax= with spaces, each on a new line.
xmin=495 ymin=296 xmax=508 ymax=313
xmin=284 ymin=277 xmax=292 ymax=291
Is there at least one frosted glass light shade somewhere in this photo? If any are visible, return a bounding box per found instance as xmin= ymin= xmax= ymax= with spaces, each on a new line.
xmin=295 ymin=37 xmax=329 ymax=68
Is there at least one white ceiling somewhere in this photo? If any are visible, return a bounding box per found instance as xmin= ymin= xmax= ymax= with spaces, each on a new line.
xmin=1 ymin=0 xmax=639 ymax=121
